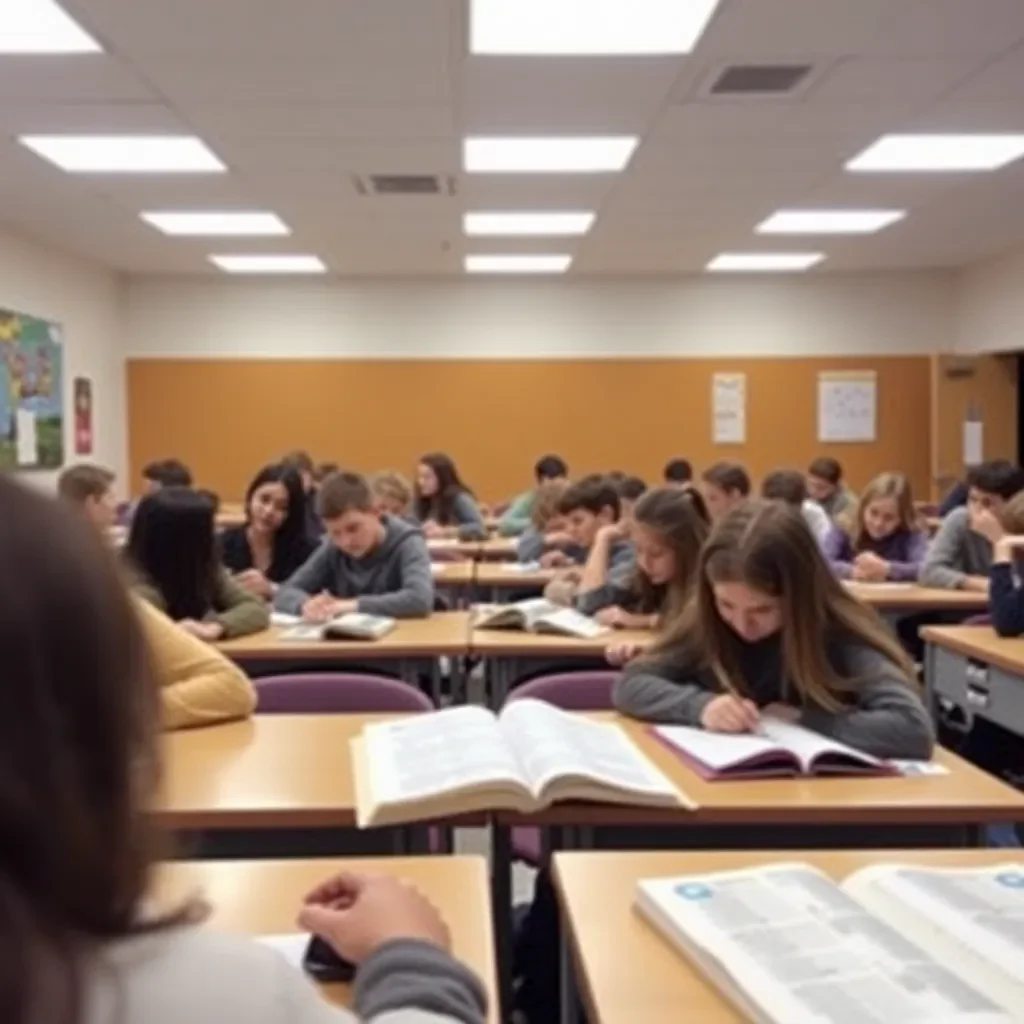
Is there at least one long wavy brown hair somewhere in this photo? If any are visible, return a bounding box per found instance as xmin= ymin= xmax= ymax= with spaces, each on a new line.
xmin=0 ymin=477 xmax=199 ymax=1024
xmin=650 ymin=500 xmax=917 ymax=711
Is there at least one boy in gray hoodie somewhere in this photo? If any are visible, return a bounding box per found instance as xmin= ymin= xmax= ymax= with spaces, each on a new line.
xmin=275 ymin=472 xmax=434 ymax=620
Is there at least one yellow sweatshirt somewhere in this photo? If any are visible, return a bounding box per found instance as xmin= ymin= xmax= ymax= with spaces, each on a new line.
xmin=134 ymin=598 xmax=257 ymax=731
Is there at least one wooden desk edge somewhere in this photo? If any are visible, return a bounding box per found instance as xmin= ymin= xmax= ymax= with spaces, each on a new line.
xmin=921 ymin=626 xmax=1024 ymax=677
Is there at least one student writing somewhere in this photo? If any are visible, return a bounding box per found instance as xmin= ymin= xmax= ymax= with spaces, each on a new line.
xmin=614 ymin=500 xmax=933 ymax=761
xmin=807 ymin=456 xmax=857 ymax=521
xmin=498 ymin=454 xmax=569 ymax=537
xmin=822 ymin=472 xmax=927 ymax=581
xmin=126 ymin=488 xmax=269 ymax=640
xmin=220 ymin=463 xmax=319 ymax=600
xmin=700 ymin=461 xmax=751 ymax=521
xmin=0 ymin=474 xmax=487 ymax=1024
xmin=275 ymin=472 xmax=434 ymax=620
xmin=413 ymin=452 xmax=486 ymax=541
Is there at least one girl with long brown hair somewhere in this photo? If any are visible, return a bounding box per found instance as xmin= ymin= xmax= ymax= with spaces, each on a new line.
xmin=614 ymin=500 xmax=933 ymax=759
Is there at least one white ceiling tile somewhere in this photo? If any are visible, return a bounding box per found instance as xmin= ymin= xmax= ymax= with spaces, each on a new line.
xmin=0 ymin=55 xmax=153 ymax=101
xmin=0 ymin=101 xmax=184 ymax=134
xmin=812 ymin=57 xmax=980 ymax=102
xmin=865 ymin=0 xmax=1024 ymax=56
xmin=946 ymin=43 xmax=1024 ymax=100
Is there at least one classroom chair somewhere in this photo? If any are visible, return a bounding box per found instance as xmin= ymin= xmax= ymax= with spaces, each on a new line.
xmin=254 ymin=672 xmax=433 ymax=714
xmin=505 ymin=670 xmax=618 ymax=863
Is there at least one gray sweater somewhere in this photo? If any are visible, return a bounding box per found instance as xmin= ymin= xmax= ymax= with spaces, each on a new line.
xmin=613 ymin=633 xmax=933 ymax=761
xmin=274 ymin=516 xmax=434 ymax=618
xmin=573 ymin=540 xmax=637 ymax=616
xmin=920 ymin=507 xmax=992 ymax=589
xmin=85 ymin=931 xmax=486 ymax=1024
xmin=417 ymin=492 xmax=486 ymax=542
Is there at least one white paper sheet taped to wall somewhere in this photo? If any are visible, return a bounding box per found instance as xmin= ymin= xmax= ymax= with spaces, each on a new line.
xmin=712 ymin=372 xmax=746 ymax=444
xmin=818 ymin=370 xmax=877 ymax=443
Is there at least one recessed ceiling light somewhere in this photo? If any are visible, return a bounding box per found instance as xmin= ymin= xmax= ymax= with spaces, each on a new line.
xmin=18 ymin=135 xmax=226 ymax=173
xmin=757 ymin=209 xmax=905 ymax=235
xmin=464 ymin=136 xmax=638 ymax=174
xmin=847 ymin=134 xmax=1024 ymax=172
xmin=465 ymin=255 xmax=572 ymax=274
xmin=707 ymin=252 xmax=825 ymax=272
xmin=463 ymin=212 xmax=595 ymax=237
xmin=209 ymin=255 xmax=327 ymax=274
xmin=142 ymin=212 xmax=290 ymax=237
xmin=470 ymin=0 xmax=721 ymax=55
xmin=0 ymin=0 xmax=101 ymax=53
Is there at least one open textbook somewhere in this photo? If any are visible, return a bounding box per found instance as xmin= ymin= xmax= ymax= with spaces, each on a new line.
xmin=637 ymin=860 xmax=1024 ymax=1024
xmin=278 ymin=612 xmax=396 ymax=642
xmin=474 ymin=598 xmax=609 ymax=639
xmin=351 ymin=699 xmax=688 ymax=827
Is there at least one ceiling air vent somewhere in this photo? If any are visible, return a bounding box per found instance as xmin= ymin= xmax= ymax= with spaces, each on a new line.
xmin=370 ymin=174 xmax=441 ymax=195
xmin=710 ymin=64 xmax=812 ymax=95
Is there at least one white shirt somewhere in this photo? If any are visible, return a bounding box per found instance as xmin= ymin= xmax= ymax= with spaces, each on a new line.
xmin=802 ymin=500 xmax=833 ymax=548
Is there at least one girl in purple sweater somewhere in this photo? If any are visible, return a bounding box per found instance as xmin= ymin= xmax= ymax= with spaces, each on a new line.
xmin=823 ymin=473 xmax=928 ymax=582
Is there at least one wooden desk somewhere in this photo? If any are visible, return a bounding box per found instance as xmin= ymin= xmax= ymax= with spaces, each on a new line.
xmin=432 ymin=561 xmax=476 ymax=606
xmin=554 ymin=848 xmax=1023 ymax=1024
xmin=157 ymin=855 xmax=498 ymax=1021
xmin=427 ymin=538 xmax=485 ymax=559
xmin=922 ymin=625 xmax=1024 ymax=740
xmin=476 ymin=537 xmax=519 ymax=561
xmin=474 ymin=562 xmax=556 ymax=597
xmin=845 ymin=582 xmax=988 ymax=613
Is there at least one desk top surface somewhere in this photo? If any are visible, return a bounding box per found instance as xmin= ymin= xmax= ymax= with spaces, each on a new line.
xmin=553 ymin=848 xmax=1023 ymax=1024
xmin=470 ymin=624 xmax=653 ymax=656
xmin=843 ymin=583 xmax=988 ymax=610
xmin=922 ymin=625 xmax=1024 ymax=674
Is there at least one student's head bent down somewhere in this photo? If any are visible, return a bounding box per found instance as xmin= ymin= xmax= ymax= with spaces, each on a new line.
xmin=319 ymin=472 xmax=387 ymax=558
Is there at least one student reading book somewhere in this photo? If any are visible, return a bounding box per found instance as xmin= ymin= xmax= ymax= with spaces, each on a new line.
xmin=636 ymin=860 xmax=1024 ymax=1022
xmin=700 ymin=461 xmax=751 ymax=521
xmin=922 ymin=460 xmax=1024 ymax=592
xmin=351 ymin=699 xmax=687 ymax=827
xmin=474 ymin=599 xmax=609 ymax=639
xmin=280 ymin=612 xmax=397 ymax=642
xmin=498 ymin=454 xmax=570 ymax=537
xmin=220 ymin=463 xmax=318 ymax=600
xmin=275 ymin=472 xmax=434 ymax=621
xmin=761 ymin=469 xmax=832 ymax=547
xmin=614 ymin=500 xmax=933 ymax=761
xmin=413 ymin=452 xmax=486 ymax=541
xmin=986 ymin=491 xmax=1024 ymax=637
xmin=822 ymin=472 xmax=927 ymax=582
xmin=806 ymin=455 xmax=858 ymax=521
xmin=58 ymin=462 xmax=119 ymax=535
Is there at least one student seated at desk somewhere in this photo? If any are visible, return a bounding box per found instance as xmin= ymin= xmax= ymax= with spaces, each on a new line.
xmin=282 ymin=448 xmax=325 ymax=543
xmin=370 ymin=469 xmax=414 ymax=521
xmin=276 ymin=471 xmax=434 ymax=621
xmin=127 ymin=488 xmax=269 ymax=641
xmin=498 ymin=454 xmax=569 ymax=537
xmin=615 ymin=475 xmax=648 ymax=525
xmin=515 ymin=479 xmax=573 ymax=563
xmin=922 ymin=460 xmax=1024 ymax=592
xmin=973 ymin=490 xmax=1024 ymax=636
xmin=221 ymin=463 xmax=319 ymax=601
xmin=823 ymin=473 xmax=927 ymax=581
xmin=57 ymin=462 xmax=119 ymax=534
xmin=413 ymin=452 xmax=486 ymax=541
xmin=807 ymin=456 xmax=857 ymax=521
xmin=143 ymin=457 xmax=193 ymax=492
xmin=614 ymin=500 xmax=933 ymax=761
xmin=0 ymin=475 xmax=487 ymax=1024
xmin=701 ymin=461 xmax=751 ymax=521
xmin=761 ymin=469 xmax=832 ymax=548
xmin=663 ymin=457 xmax=693 ymax=488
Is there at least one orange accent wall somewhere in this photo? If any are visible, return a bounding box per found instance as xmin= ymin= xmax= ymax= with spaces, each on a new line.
xmin=127 ymin=357 xmax=933 ymax=503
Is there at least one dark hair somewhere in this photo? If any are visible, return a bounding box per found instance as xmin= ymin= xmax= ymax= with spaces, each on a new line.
xmin=616 ymin=476 xmax=648 ymax=502
xmin=126 ymin=488 xmax=219 ymax=621
xmin=663 ymin=459 xmax=693 ymax=484
xmin=313 ymin=461 xmax=338 ymax=484
xmin=142 ymin=458 xmax=192 ymax=488
xmin=414 ymin=452 xmax=474 ymax=525
xmin=762 ymin=469 xmax=808 ymax=508
xmin=195 ymin=488 xmax=220 ymax=515
xmin=966 ymin=460 xmax=1024 ymax=501
xmin=808 ymin=457 xmax=843 ymax=486
xmin=0 ymin=477 xmax=197 ymax=1024
xmin=57 ymin=463 xmax=114 ymax=504
xmin=702 ymin=462 xmax=751 ymax=497
xmin=558 ymin=474 xmax=621 ymax=520
xmin=317 ymin=471 xmax=374 ymax=520
xmin=605 ymin=470 xmax=628 ymax=484
xmin=534 ymin=454 xmax=568 ymax=483
xmin=244 ymin=464 xmax=310 ymax=575
xmin=281 ymin=450 xmax=314 ymax=475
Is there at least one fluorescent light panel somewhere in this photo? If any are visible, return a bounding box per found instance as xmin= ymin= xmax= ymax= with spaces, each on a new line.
xmin=19 ymin=135 xmax=226 ymax=173
xmin=707 ymin=252 xmax=824 ymax=273
xmin=463 ymin=212 xmax=595 ymax=237
xmin=465 ymin=255 xmax=572 ymax=274
xmin=470 ymin=0 xmax=721 ymax=55
xmin=209 ymin=255 xmax=326 ymax=274
xmin=464 ymin=136 xmax=638 ymax=174
xmin=757 ymin=209 xmax=905 ymax=235
xmin=847 ymin=134 xmax=1024 ymax=172
xmin=0 ymin=0 xmax=101 ymax=53
xmin=142 ymin=212 xmax=290 ymax=237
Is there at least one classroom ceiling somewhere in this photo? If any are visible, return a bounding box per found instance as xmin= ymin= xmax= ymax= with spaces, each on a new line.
xmin=3 ymin=0 xmax=1024 ymax=276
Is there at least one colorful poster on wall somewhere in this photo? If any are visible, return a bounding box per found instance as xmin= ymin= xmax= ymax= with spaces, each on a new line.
xmin=74 ymin=376 xmax=94 ymax=455
xmin=0 ymin=308 xmax=65 ymax=470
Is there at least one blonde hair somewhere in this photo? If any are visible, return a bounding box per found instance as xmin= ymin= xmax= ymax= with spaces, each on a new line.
xmin=370 ymin=471 xmax=412 ymax=516
xmin=651 ymin=501 xmax=917 ymax=713
xmin=531 ymin=479 xmax=569 ymax=530
xmin=847 ymin=473 xmax=916 ymax=550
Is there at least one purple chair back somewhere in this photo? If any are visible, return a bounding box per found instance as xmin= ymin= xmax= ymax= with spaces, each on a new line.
xmin=255 ymin=673 xmax=433 ymax=714
xmin=964 ymin=614 xmax=992 ymax=627
xmin=505 ymin=671 xmax=617 ymax=711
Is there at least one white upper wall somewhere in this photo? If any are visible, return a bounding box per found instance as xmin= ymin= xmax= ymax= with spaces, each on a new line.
xmin=125 ymin=272 xmax=956 ymax=360
xmin=956 ymin=245 xmax=1024 ymax=355
xmin=0 ymin=226 xmax=125 ymax=490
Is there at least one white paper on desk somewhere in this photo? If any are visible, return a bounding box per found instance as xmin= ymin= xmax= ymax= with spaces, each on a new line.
xmin=15 ymin=407 xmax=37 ymax=465
xmin=270 ymin=611 xmax=302 ymax=626
xmin=891 ymin=759 xmax=950 ymax=777
xmin=712 ymin=372 xmax=746 ymax=444
xmin=502 ymin=561 xmax=542 ymax=574
xmin=256 ymin=933 xmax=309 ymax=969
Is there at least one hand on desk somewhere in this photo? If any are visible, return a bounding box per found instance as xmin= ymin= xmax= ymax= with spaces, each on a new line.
xmin=851 ymin=552 xmax=889 ymax=582
xmin=302 ymin=594 xmax=356 ymax=623
xmin=298 ymin=873 xmax=450 ymax=965
xmin=177 ymin=619 xmax=225 ymax=642
xmin=540 ymin=550 xmax=573 ymax=569
xmin=235 ymin=568 xmax=275 ymax=600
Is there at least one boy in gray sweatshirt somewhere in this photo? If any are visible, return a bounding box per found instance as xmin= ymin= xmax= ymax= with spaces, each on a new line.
xmin=275 ymin=472 xmax=434 ymax=620
xmin=921 ymin=460 xmax=1024 ymax=591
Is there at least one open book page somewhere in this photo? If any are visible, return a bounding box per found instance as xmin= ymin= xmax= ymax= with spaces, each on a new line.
xmin=533 ymin=606 xmax=609 ymax=638
xmin=758 ymin=718 xmax=884 ymax=773
xmin=637 ymin=864 xmax=1014 ymax=1024
xmin=516 ymin=598 xmax=562 ymax=628
xmin=653 ymin=724 xmax=788 ymax=773
xmin=499 ymin=700 xmax=685 ymax=807
xmin=844 ymin=864 xmax=1024 ymax=1013
xmin=360 ymin=706 xmax=527 ymax=808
